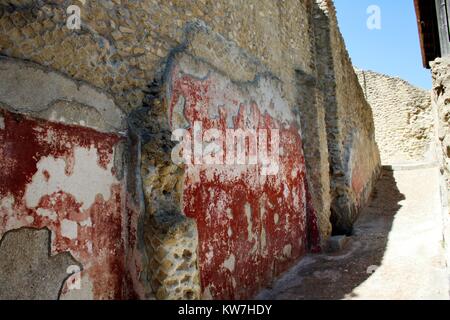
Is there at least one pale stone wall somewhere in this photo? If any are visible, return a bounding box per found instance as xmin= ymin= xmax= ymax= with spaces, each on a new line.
xmin=0 ymin=0 xmax=314 ymax=113
xmin=356 ymin=69 xmax=435 ymax=165
xmin=0 ymin=0 xmax=381 ymax=299
xmin=430 ymin=57 xmax=450 ymax=212
xmin=0 ymin=0 xmax=333 ymax=239
xmin=314 ymin=0 xmax=381 ymax=234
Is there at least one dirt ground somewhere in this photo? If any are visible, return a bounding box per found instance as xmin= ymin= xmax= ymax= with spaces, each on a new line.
xmin=257 ymin=167 xmax=449 ymax=300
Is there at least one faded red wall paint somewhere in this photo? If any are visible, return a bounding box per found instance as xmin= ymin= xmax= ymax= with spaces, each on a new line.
xmin=348 ymin=133 xmax=376 ymax=207
xmin=168 ymin=64 xmax=320 ymax=299
xmin=0 ymin=109 xmax=128 ymax=299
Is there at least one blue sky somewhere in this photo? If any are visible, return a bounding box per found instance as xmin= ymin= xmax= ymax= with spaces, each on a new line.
xmin=334 ymin=0 xmax=432 ymax=89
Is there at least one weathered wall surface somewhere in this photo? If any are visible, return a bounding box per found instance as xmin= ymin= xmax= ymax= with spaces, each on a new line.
xmin=0 ymin=228 xmax=80 ymax=300
xmin=356 ymin=70 xmax=435 ymax=165
xmin=139 ymin=22 xmax=321 ymax=300
xmin=0 ymin=107 xmax=128 ymax=299
xmin=0 ymin=0 xmax=314 ymax=113
xmin=431 ymin=57 xmax=450 ymax=212
xmin=0 ymin=57 xmax=143 ymax=300
xmin=0 ymin=0 xmax=334 ymax=242
xmin=0 ymin=0 xmax=380 ymax=299
xmin=314 ymin=1 xmax=381 ymax=234
xmin=165 ymin=40 xmax=320 ymax=300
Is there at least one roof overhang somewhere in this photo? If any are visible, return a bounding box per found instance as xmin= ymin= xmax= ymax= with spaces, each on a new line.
xmin=414 ymin=0 xmax=441 ymax=68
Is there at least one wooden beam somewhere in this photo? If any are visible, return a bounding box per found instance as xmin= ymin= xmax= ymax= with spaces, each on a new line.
xmin=435 ymin=0 xmax=450 ymax=56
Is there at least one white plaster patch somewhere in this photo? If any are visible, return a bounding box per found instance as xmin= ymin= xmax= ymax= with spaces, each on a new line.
xmin=292 ymin=187 xmax=300 ymax=209
xmin=226 ymin=208 xmax=233 ymax=219
xmin=0 ymin=196 xmax=14 ymax=214
xmin=79 ymin=218 xmax=92 ymax=227
xmin=244 ymin=202 xmax=253 ymax=241
xmin=171 ymin=96 xmax=189 ymax=129
xmin=223 ymin=254 xmax=236 ymax=272
xmin=0 ymin=59 xmax=124 ymax=132
xmin=284 ymin=214 xmax=291 ymax=232
xmin=0 ymin=196 xmax=17 ymax=233
xmin=283 ymin=244 xmax=292 ymax=258
xmin=25 ymin=147 xmax=118 ymax=210
xmin=231 ymin=277 xmax=237 ymax=288
xmin=61 ymin=219 xmax=78 ymax=240
xmin=283 ymin=183 xmax=290 ymax=199
xmin=25 ymin=216 xmax=34 ymax=224
xmin=60 ymin=271 xmax=94 ymax=300
xmin=191 ymin=71 xmax=295 ymax=128
xmin=36 ymin=208 xmax=57 ymax=221
xmin=291 ymin=167 xmax=299 ymax=179
xmin=87 ymin=241 xmax=93 ymax=254
xmin=274 ymin=213 xmax=280 ymax=225
xmin=0 ymin=115 xmax=4 ymax=130
xmin=261 ymin=227 xmax=267 ymax=252
xmin=205 ymin=245 xmax=214 ymax=265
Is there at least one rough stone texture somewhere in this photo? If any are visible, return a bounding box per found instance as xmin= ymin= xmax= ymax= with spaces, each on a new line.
xmin=145 ymin=212 xmax=200 ymax=300
xmin=162 ymin=24 xmax=321 ymax=299
xmin=0 ymin=0 xmax=381 ymax=299
xmin=430 ymin=57 xmax=450 ymax=213
xmin=0 ymin=228 xmax=81 ymax=300
xmin=0 ymin=0 xmax=380 ymax=236
xmin=298 ymin=9 xmax=333 ymax=244
xmin=314 ymin=1 xmax=381 ymax=235
xmin=0 ymin=0 xmax=34 ymax=7
xmin=0 ymin=0 xmax=314 ymax=113
xmin=356 ymin=69 xmax=435 ymax=165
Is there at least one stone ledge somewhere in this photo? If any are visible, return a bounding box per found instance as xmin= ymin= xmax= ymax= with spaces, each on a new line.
xmin=382 ymin=162 xmax=439 ymax=171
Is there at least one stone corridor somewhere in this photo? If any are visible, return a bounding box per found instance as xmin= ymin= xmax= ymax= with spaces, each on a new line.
xmin=258 ymin=166 xmax=449 ymax=300
xmin=0 ymin=0 xmax=449 ymax=300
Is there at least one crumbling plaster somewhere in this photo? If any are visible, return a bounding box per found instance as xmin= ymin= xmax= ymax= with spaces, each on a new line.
xmin=0 ymin=0 xmax=381 ymax=299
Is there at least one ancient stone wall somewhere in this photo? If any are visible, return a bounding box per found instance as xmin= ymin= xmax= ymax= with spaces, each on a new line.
xmin=0 ymin=0 xmax=380 ymax=299
xmin=314 ymin=0 xmax=381 ymax=234
xmin=430 ymin=57 xmax=450 ymax=213
xmin=0 ymin=57 xmax=143 ymax=299
xmin=356 ymin=69 xmax=435 ymax=165
xmin=161 ymin=26 xmax=321 ymax=299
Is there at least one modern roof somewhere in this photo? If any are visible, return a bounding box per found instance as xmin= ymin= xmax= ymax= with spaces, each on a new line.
xmin=414 ymin=0 xmax=441 ymax=68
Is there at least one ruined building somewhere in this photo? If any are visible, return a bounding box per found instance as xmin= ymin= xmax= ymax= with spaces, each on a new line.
xmin=356 ymin=69 xmax=435 ymax=166
xmin=0 ymin=0 xmax=381 ymax=299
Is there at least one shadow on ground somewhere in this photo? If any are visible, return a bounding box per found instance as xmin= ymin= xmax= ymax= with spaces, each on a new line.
xmin=257 ymin=169 xmax=405 ymax=300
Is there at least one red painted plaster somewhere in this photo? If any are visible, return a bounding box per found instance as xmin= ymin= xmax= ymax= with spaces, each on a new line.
xmin=168 ymin=65 xmax=320 ymax=299
xmin=0 ymin=109 xmax=128 ymax=299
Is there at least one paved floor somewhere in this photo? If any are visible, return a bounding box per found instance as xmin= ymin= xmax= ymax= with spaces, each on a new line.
xmin=257 ymin=167 xmax=449 ymax=300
